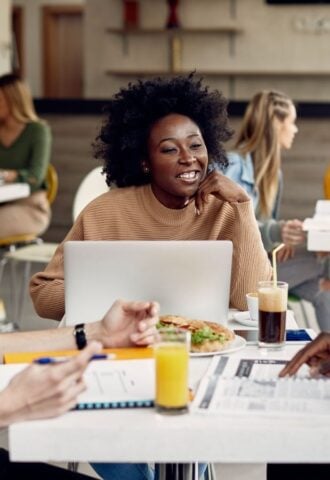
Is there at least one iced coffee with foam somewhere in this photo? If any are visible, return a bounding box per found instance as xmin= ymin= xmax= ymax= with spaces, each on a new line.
xmin=258 ymin=281 xmax=288 ymax=348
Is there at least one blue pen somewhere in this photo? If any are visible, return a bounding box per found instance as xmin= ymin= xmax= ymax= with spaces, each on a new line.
xmin=34 ymin=357 xmax=56 ymax=365
xmin=34 ymin=353 xmax=115 ymax=364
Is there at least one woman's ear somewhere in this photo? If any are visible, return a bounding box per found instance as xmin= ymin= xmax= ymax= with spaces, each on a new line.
xmin=273 ymin=116 xmax=282 ymax=134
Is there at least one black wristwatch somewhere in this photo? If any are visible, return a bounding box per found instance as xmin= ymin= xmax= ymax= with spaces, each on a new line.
xmin=73 ymin=323 xmax=87 ymax=350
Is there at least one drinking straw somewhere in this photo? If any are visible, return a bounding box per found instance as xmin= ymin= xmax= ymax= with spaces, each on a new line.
xmin=272 ymin=243 xmax=285 ymax=286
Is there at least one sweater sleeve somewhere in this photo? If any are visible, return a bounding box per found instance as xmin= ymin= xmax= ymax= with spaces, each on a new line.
xmin=225 ymin=201 xmax=272 ymax=310
xmin=17 ymin=123 xmax=52 ymax=192
xmin=30 ymin=216 xmax=85 ymax=320
xmin=258 ymin=219 xmax=284 ymax=253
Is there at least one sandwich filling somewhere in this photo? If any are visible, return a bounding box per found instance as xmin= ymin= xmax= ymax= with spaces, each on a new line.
xmin=158 ymin=315 xmax=235 ymax=353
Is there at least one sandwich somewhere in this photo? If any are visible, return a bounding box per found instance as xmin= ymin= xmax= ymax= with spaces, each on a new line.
xmin=158 ymin=315 xmax=235 ymax=353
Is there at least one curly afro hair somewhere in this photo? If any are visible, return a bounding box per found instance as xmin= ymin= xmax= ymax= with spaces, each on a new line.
xmin=94 ymin=73 xmax=233 ymax=187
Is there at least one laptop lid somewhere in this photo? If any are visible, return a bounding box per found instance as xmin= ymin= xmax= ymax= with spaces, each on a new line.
xmin=64 ymin=240 xmax=232 ymax=326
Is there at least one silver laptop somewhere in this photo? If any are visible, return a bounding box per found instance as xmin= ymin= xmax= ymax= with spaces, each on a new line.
xmin=64 ymin=240 xmax=232 ymax=326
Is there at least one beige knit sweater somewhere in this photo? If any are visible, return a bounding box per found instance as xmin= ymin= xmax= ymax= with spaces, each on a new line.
xmin=30 ymin=184 xmax=272 ymax=320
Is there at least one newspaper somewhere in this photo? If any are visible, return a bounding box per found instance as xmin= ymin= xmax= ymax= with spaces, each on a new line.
xmin=191 ymin=356 xmax=330 ymax=416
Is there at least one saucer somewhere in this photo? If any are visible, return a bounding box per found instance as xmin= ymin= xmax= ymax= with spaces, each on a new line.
xmin=232 ymin=311 xmax=257 ymax=327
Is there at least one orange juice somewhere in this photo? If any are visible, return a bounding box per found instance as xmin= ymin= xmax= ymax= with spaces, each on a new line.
xmin=155 ymin=342 xmax=189 ymax=411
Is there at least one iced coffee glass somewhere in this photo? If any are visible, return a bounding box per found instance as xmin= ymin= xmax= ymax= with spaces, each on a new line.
xmin=257 ymin=281 xmax=288 ymax=348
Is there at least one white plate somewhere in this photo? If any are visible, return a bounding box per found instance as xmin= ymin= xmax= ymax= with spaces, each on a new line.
xmin=232 ymin=311 xmax=257 ymax=328
xmin=190 ymin=334 xmax=246 ymax=357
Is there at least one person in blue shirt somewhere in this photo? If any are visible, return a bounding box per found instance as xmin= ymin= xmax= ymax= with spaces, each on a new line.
xmin=225 ymin=90 xmax=330 ymax=331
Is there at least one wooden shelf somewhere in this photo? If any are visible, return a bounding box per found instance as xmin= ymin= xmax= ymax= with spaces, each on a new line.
xmin=105 ymin=69 xmax=330 ymax=77
xmin=106 ymin=26 xmax=243 ymax=35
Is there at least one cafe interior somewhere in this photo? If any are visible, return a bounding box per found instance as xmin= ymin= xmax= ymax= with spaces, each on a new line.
xmin=0 ymin=0 xmax=330 ymax=479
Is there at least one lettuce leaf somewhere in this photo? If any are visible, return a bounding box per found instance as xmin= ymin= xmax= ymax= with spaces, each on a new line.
xmin=191 ymin=327 xmax=226 ymax=345
xmin=157 ymin=322 xmax=226 ymax=345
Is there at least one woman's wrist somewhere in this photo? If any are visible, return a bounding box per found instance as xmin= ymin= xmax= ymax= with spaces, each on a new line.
xmin=84 ymin=321 xmax=105 ymax=346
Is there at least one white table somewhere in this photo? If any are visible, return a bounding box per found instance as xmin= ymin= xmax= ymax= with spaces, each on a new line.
xmin=9 ymin=315 xmax=329 ymax=465
xmin=0 ymin=183 xmax=30 ymax=203
xmin=9 ymin=344 xmax=330 ymax=464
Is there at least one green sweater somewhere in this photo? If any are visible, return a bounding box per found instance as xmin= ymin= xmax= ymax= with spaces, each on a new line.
xmin=0 ymin=122 xmax=52 ymax=193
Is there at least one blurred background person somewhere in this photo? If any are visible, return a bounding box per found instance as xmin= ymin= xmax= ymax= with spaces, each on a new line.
xmin=225 ymin=90 xmax=330 ymax=331
xmin=0 ymin=73 xmax=51 ymax=239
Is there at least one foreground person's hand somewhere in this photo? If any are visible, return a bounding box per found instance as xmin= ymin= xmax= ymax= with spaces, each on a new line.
xmin=1 ymin=341 xmax=102 ymax=426
xmin=100 ymin=299 xmax=159 ymax=348
xmin=195 ymin=170 xmax=250 ymax=214
xmin=279 ymin=332 xmax=330 ymax=377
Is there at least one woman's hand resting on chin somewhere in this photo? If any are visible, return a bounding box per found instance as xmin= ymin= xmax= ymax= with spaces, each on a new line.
xmin=195 ymin=170 xmax=250 ymax=214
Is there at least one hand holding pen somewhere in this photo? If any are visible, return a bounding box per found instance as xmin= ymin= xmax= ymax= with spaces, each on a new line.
xmin=1 ymin=342 xmax=102 ymax=426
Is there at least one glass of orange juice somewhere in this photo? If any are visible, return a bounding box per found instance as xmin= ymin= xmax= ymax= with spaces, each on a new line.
xmin=154 ymin=329 xmax=190 ymax=414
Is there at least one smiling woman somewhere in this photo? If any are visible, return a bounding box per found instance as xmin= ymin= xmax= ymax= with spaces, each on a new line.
xmin=30 ymin=72 xmax=272 ymax=480
xmin=30 ymin=74 xmax=271 ymax=322
xmin=30 ymin=73 xmax=271 ymax=308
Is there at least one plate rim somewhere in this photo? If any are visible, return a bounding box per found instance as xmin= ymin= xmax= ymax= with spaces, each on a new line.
xmin=190 ymin=334 xmax=246 ymax=357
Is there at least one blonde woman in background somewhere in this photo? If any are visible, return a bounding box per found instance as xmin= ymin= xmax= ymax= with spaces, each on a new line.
xmin=225 ymin=90 xmax=330 ymax=331
xmin=0 ymin=73 xmax=51 ymax=239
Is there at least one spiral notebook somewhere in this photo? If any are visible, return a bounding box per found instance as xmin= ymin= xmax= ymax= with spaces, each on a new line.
xmin=0 ymin=359 xmax=155 ymax=410
xmin=76 ymin=358 xmax=155 ymax=410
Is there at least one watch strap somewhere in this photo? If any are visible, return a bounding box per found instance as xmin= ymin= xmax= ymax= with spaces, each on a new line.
xmin=73 ymin=323 xmax=87 ymax=350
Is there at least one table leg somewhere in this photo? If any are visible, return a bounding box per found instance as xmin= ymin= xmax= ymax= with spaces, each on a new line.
xmin=155 ymin=463 xmax=201 ymax=480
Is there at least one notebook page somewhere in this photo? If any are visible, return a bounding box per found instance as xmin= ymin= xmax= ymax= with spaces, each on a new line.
xmin=76 ymin=358 xmax=155 ymax=408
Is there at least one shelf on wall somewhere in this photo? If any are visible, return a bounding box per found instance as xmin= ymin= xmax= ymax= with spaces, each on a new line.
xmin=105 ymin=69 xmax=330 ymax=77
xmin=105 ymin=26 xmax=243 ymax=35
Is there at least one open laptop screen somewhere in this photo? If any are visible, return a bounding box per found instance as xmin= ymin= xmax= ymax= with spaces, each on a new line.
xmin=64 ymin=240 xmax=232 ymax=326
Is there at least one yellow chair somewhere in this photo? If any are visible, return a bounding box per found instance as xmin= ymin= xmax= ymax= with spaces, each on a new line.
xmin=45 ymin=163 xmax=58 ymax=205
xmin=324 ymin=165 xmax=330 ymax=199
xmin=0 ymin=164 xmax=58 ymax=329
xmin=0 ymin=164 xmax=58 ymax=249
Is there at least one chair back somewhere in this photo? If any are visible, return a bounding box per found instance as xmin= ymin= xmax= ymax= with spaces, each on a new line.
xmin=0 ymin=233 xmax=38 ymax=248
xmin=0 ymin=165 xmax=57 ymax=247
xmin=72 ymin=167 xmax=109 ymax=221
xmin=46 ymin=164 xmax=58 ymax=205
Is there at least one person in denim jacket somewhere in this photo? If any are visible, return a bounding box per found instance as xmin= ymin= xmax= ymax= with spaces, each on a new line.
xmin=225 ymin=90 xmax=330 ymax=331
